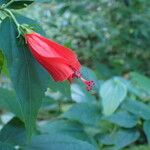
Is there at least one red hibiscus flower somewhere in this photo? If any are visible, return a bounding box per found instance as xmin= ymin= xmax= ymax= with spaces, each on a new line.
xmin=25 ymin=32 xmax=94 ymax=91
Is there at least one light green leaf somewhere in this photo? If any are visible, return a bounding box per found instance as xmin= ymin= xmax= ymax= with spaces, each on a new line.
xmin=100 ymin=77 xmax=127 ymax=115
xmin=71 ymin=81 xmax=96 ymax=103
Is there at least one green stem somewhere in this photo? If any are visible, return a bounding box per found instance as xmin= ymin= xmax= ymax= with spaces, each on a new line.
xmin=1 ymin=0 xmax=14 ymax=9
xmin=4 ymin=9 xmax=20 ymax=28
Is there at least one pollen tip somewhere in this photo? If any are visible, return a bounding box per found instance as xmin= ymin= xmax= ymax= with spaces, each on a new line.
xmin=85 ymin=80 xmax=95 ymax=91
xmin=73 ymin=70 xmax=95 ymax=91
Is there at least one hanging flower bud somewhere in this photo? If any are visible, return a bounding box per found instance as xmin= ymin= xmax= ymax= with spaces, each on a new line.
xmin=24 ymin=32 xmax=94 ymax=91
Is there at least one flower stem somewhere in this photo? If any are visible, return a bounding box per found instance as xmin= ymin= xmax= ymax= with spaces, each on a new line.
xmin=4 ymin=9 xmax=20 ymax=28
xmin=3 ymin=9 xmax=22 ymax=37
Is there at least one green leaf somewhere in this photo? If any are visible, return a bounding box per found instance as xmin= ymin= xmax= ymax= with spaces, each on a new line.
xmin=0 ymin=117 xmax=26 ymax=146
xmin=61 ymin=103 xmax=101 ymax=126
xmin=0 ymin=142 xmax=14 ymax=150
xmin=35 ymin=0 xmax=51 ymax=2
xmin=0 ymin=87 xmax=22 ymax=118
xmin=100 ymin=77 xmax=127 ymax=115
xmin=0 ymin=0 xmax=5 ymax=5
xmin=0 ymin=0 xmax=34 ymax=9
xmin=26 ymin=134 xmax=96 ymax=150
xmin=0 ymin=50 xmax=4 ymax=72
xmin=48 ymin=80 xmax=71 ymax=99
xmin=143 ymin=121 xmax=150 ymax=144
xmin=0 ymin=117 xmax=26 ymax=149
xmin=0 ymin=17 xmax=49 ymax=137
xmin=122 ymin=99 xmax=150 ymax=120
xmin=104 ymin=111 xmax=138 ymax=128
xmin=40 ymin=119 xmax=90 ymax=142
xmin=98 ymin=130 xmax=140 ymax=149
xmin=130 ymin=72 xmax=150 ymax=93
xmin=124 ymin=145 xmax=150 ymax=150
xmin=129 ymin=72 xmax=150 ymax=99
xmin=15 ymin=13 xmax=45 ymax=34
xmin=71 ymin=81 xmax=96 ymax=103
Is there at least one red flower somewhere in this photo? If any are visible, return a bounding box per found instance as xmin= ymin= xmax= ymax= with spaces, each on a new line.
xmin=25 ymin=32 xmax=94 ymax=91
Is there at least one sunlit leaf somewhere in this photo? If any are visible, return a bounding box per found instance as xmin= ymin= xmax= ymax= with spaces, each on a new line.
xmin=100 ymin=77 xmax=127 ymax=115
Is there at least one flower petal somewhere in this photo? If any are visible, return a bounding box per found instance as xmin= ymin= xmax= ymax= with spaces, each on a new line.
xmin=25 ymin=33 xmax=79 ymax=62
xmin=25 ymin=32 xmax=81 ymax=82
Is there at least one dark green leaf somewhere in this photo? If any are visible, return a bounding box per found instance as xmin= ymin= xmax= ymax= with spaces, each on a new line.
xmin=0 ymin=87 xmax=22 ymax=118
xmin=0 ymin=0 xmax=6 ymax=5
xmin=0 ymin=0 xmax=34 ymax=9
xmin=0 ymin=117 xmax=26 ymax=146
xmin=0 ymin=17 xmax=49 ymax=137
xmin=0 ymin=142 xmax=14 ymax=150
xmin=143 ymin=121 xmax=150 ymax=144
xmin=0 ymin=117 xmax=26 ymax=150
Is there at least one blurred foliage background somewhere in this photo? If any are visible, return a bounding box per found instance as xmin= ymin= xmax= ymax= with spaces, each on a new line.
xmin=25 ymin=0 xmax=150 ymax=76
